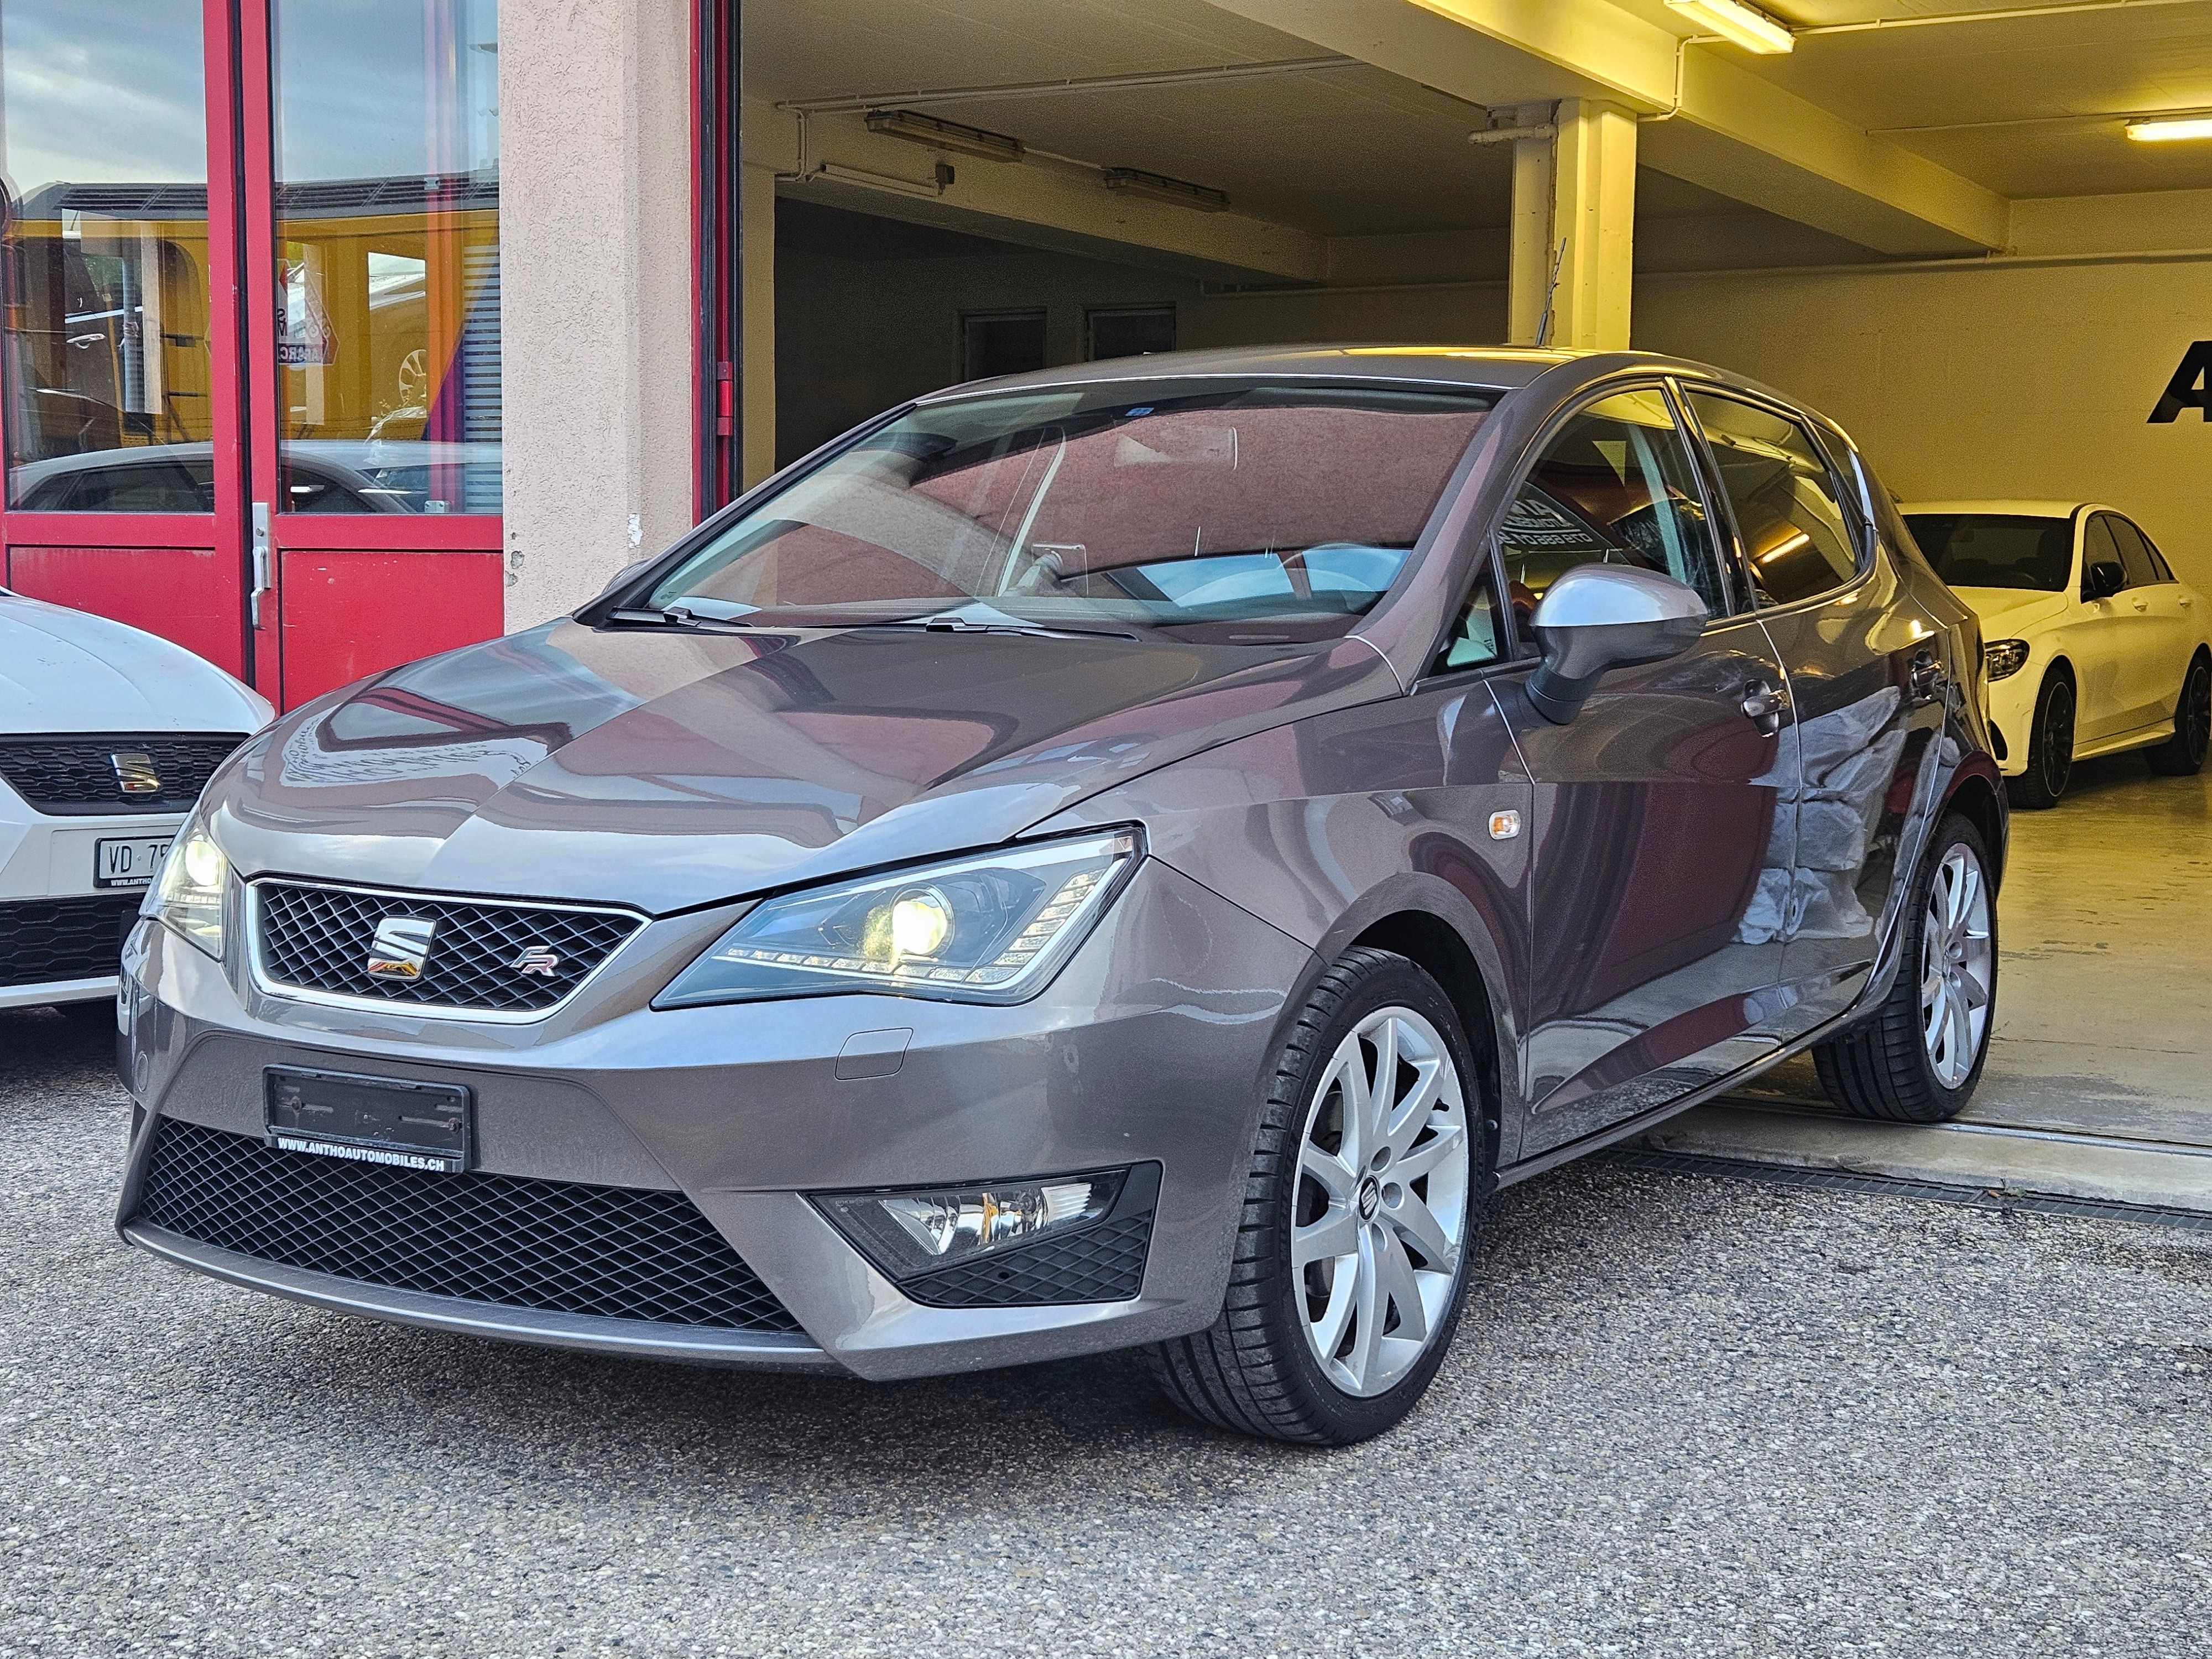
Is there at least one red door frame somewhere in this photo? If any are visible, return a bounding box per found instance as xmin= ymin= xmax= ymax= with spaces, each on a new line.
xmin=1 ymin=0 xmax=503 ymax=710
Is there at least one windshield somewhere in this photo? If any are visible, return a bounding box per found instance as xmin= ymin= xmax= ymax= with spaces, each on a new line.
xmin=642 ymin=378 xmax=1499 ymax=642
xmin=1906 ymin=513 xmax=2074 ymax=593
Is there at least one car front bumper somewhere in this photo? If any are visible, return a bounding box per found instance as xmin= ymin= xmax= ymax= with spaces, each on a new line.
xmin=0 ymin=788 xmax=180 ymax=1008
xmin=114 ymin=857 xmax=1313 ymax=1380
xmin=1981 ymin=665 xmax=2037 ymax=778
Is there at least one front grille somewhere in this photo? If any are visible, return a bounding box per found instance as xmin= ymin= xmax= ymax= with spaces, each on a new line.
xmin=0 ymin=733 xmax=247 ymax=815
xmin=134 ymin=1120 xmax=801 ymax=1333
xmin=0 ymin=894 xmax=137 ymax=989
xmin=254 ymin=881 xmax=641 ymax=1014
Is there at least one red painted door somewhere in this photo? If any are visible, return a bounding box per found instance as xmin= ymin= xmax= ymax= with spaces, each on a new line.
xmin=1 ymin=0 xmax=254 ymax=680
xmin=243 ymin=0 xmax=505 ymax=709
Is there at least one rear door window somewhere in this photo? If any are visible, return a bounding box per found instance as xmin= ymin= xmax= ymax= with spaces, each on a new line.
xmin=1683 ymin=390 xmax=1861 ymax=606
xmin=1491 ymin=386 xmax=1733 ymax=631
xmin=2082 ymin=515 xmax=2127 ymax=597
xmin=2109 ymin=518 xmax=2165 ymax=588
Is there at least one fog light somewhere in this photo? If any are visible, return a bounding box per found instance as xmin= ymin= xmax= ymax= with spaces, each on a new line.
xmin=817 ymin=1168 xmax=1128 ymax=1277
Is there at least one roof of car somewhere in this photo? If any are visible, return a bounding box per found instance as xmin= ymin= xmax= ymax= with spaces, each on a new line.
xmin=1897 ymin=499 xmax=2091 ymax=518
xmin=916 ymin=343 xmax=1598 ymax=401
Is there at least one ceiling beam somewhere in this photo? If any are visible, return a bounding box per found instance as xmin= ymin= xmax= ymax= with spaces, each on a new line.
xmin=1211 ymin=0 xmax=2011 ymax=255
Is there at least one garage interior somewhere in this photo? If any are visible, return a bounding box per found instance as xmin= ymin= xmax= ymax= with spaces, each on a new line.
xmin=740 ymin=0 xmax=2212 ymax=1210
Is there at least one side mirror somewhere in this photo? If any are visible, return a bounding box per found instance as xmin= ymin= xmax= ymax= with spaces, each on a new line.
xmin=2085 ymin=559 xmax=2125 ymax=601
xmin=1524 ymin=565 xmax=1709 ymax=725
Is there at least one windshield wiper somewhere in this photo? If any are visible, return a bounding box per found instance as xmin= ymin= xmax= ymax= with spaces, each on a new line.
xmin=607 ymin=605 xmax=756 ymax=634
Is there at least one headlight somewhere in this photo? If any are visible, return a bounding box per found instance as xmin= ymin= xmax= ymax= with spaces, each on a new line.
xmin=1984 ymin=638 xmax=2031 ymax=681
xmin=145 ymin=811 xmax=229 ymax=959
xmin=655 ymin=830 xmax=1141 ymax=1008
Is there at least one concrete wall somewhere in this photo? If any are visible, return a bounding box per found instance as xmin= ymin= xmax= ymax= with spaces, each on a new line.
xmin=1635 ymin=254 xmax=2212 ymax=588
xmin=501 ymin=0 xmax=695 ymax=632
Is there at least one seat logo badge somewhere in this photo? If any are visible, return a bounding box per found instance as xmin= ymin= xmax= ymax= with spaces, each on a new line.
xmin=510 ymin=945 xmax=561 ymax=978
xmin=1488 ymin=810 xmax=1522 ymax=841
xmin=110 ymin=752 xmax=162 ymax=795
xmin=365 ymin=917 xmax=437 ymax=979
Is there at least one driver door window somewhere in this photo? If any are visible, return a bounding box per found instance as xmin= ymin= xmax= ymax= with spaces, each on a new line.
xmin=1683 ymin=392 xmax=1860 ymax=606
xmin=1494 ymin=388 xmax=1733 ymax=637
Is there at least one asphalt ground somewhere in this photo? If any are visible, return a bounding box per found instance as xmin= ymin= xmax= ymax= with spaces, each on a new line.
xmin=4 ymin=1004 xmax=2209 ymax=1659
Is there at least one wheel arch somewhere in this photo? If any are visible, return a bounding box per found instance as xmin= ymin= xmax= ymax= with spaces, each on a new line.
xmin=1344 ymin=907 xmax=1508 ymax=1172
xmin=1941 ymin=768 xmax=2008 ymax=891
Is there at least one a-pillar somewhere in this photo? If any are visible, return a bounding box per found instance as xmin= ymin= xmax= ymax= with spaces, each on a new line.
xmin=1505 ymin=100 xmax=1638 ymax=352
xmin=500 ymin=0 xmax=695 ymax=631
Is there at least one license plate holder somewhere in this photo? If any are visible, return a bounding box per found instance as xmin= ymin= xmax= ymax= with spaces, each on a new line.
xmin=264 ymin=1067 xmax=472 ymax=1174
xmin=95 ymin=836 xmax=171 ymax=889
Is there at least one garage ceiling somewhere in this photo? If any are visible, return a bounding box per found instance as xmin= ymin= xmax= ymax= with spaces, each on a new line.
xmin=751 ymin=0 xmax=2212 ymax=256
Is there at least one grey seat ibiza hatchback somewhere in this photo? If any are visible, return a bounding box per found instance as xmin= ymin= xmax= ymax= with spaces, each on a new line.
xmin=118 ymin=347 xmax=2005 ymax=1443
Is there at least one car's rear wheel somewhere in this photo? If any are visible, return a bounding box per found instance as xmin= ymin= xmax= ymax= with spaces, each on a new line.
xmin=1149 ymin=948 xmax=1488 ymax=1444
xmin=2146 ymin=651 xmax=2211 ymax=776
xmin=2008 ymin=670 xmax=2074 ymax=809
xmin=1813 ymin=815 xmax=1996 ymax=1123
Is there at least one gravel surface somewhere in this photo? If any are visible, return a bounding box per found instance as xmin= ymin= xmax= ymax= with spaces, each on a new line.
xmin=4 ymin=1004 xmax=2209 ymax=1658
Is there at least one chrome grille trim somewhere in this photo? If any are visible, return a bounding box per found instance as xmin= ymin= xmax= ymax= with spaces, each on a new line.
xmin=247 ymin=877 xmax=648 ymax=1022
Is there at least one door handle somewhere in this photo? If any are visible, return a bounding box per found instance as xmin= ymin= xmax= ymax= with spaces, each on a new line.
xmin=1908 ymin=648 xmax=1948 ymax=706
xmin=249 ymin=502 xmax=273 ymax=630
xmin=1741 ymin=677 xmax=1788 ymax=737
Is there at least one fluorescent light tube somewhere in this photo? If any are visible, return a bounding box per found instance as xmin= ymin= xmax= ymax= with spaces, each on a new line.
xmin=1100 ymin=168 xmax=1230 ymax=213
xmin=863 ymin=108 xmax=1024 ymax=163
xmin=1666 ymin=0 xmax=1795 ymax=54
xmin=2127 ymin=116 xmax=2212 ymax=143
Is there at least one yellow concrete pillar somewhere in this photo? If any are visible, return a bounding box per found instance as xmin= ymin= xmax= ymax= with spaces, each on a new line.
xmin=1549 ymin=100 xmax=1637 ymax=351
xmin=1505 ymin=102 xmax=1554 ymax=348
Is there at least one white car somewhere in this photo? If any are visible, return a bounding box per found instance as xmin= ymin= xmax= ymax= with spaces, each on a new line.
xmin=1 ymin=589 xmax=271 ymax=1016
xmin=1901 ymin=500 xmax=2211 ymax=807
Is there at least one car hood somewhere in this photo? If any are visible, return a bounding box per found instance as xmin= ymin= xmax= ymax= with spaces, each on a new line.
xmin=1948 ymin=586 xmax=2072 ymax=636
xmin=212 ymin=620 xmax=1399 ymax=911
xmin=0 ymin=591 xmax=270 ymax=734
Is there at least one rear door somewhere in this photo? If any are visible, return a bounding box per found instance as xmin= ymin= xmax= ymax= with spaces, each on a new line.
xmin=1489 ymin=384 xmax=1793 ymax=1156
xmin=1680 ymin=388 xmax=1948 ymax=1033
xmin=2108 ymin=517 xmax=2193 ymax=733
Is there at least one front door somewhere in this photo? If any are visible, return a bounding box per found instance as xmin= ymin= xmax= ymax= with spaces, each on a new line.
xmin=1490 ymin=386 xmax=1792 ymax=1157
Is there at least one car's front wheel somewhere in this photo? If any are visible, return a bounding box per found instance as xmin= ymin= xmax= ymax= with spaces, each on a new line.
xmin=1813 ymin=813 xmax=1997 ymax=1123
xmin=2008 ymin=670 xmax=2074 ymax=809
xmin=1150 ymin=948 xmax=1488 ymax=1444
xmin=2146 ymin=651 xmax=2211 ymax=776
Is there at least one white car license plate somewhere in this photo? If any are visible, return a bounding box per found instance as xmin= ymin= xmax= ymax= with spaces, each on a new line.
xmin=95 ymin=836 xmax=171 ymax=890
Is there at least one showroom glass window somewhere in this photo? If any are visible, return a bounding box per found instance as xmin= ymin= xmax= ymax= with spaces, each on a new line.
xmin=1684 ymin=390 xmax=1860 ymax=606
xmin=0 ymin=0 xmax=213 ymax=510
xmin=272 ymin=0 xmax=499 ymax=514
xmin=1490 ymin=387 xmax=1733 ymax=629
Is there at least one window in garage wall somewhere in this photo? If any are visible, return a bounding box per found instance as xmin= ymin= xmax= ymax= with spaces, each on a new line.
xmin=0 ymin=0 xmax=214 ymax=507
xmin=1087 ymin=305 xmax=1175 ymax=362
xmin=960 ymin=310 xmax=1047 ymax=382
xmin=270 ymin=0 xmax=499 ymax=516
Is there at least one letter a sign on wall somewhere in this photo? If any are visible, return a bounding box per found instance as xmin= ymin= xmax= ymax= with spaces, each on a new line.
xmin=2149 ymin=341 xmax=2212 ymax=422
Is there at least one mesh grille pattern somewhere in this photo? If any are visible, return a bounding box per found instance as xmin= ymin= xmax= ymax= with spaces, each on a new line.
xmin=255 ymin=882 xmax=641 ymax=1013
xmin=0 ymin=894 xmax=137 ymax=988
xmin=134 ymin=1120 xmax=801 ymax=1332
xmin=0 ymin=734 xmax=246 ymax=814
xmin=903 ymin=1213 xmax=1154 ymax=1308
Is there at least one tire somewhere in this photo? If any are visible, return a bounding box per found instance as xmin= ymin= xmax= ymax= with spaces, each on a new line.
xmin=2146 ymin=651 xmax=2211 ymax=776
xmin=1149 ymin=948 xmax=1491 ymax=1445
xmin=1813 ymin=815 xmax=1997 ymax=1123
xmin=2007 ymin=670 xmax=2074 ymax=809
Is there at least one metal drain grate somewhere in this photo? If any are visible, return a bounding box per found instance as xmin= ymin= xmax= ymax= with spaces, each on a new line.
xmin=134 ymin=1119 xmax=802 ymax=1330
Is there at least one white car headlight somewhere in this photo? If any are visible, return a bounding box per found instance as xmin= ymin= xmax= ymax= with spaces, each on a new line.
xmin=145 ymin=810 xmax=230 ymax=959
xmin=1983 ymin=638 xmax=2031 ymax=681
xmin=656 ymin=830 xmax=1141 ymax=1009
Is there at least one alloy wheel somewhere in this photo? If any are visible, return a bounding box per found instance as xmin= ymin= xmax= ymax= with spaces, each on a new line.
xmin=1919 ymin=844 xmax=1994 ymax=1089
xmin=1291 ymin=1006 xmax=1471 ymax=1398
xmin=2041 ymin=681 xmax=2074 ymax=800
